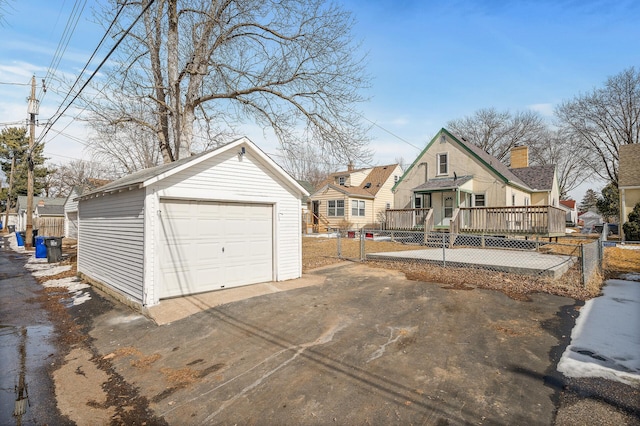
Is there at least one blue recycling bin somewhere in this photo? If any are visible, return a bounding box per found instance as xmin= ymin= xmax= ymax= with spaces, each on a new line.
xmin=35 ymin=236 xmax=47 ymax=258
xmin=15 ymin=231 xmax=25 ymax=246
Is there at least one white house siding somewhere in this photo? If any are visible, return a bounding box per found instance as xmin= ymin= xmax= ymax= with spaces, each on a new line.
xmin=145 ymin=148 xmax=301 ymax=305
xmin=64 ymin=188 xmax=81 ymax=239
xmin=77 ymin=188 xmax=145 ymax=304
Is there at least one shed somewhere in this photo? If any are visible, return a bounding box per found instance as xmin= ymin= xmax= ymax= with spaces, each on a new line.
xmin=76 ymin=137 xmax=308 ymax=309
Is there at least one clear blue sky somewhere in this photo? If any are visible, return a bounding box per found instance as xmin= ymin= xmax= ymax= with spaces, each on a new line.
xmin=1 ymin=0 xmax=639 ymax=200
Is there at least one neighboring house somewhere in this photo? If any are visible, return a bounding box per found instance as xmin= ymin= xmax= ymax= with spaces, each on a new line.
xmin=618 ymin=144 xmax=640 ymax=235
xmin=559 ymin=199 xmax=578 ymax=226
xmin=77 ymin=137 xmax=308 ymax=309
xmin=297 ymin=180 xmax=317 ymax=233
xmin=15 ymin=196 xmax=66 ymax=232
xmin=392 ymin=128 xmax=560 ymax=232
xmin=579 ymin=210 xmax=603 ymax=231
xmin=308 ymin=163 xmax=402 ymax=230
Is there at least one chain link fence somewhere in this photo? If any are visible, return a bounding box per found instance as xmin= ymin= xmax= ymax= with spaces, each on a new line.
xmin=335 ymin=230 xmax=604 ymax=287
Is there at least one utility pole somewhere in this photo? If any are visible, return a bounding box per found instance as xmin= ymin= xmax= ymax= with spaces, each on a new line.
xmin=3 ymin=155 xmax=15 ymax=231
xmin=25 ymin=76 xmax=37 ymax=249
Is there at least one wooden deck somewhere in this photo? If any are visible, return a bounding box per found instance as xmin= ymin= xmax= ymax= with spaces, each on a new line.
xmin=386 ymin=205 xmax=566 ymax=237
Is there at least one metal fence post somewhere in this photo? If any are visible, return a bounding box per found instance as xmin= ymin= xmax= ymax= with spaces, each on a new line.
xmin=337 ymin=232 xmax=342 ymax=258
xmin=442 ymin=232 xmax=446 ymax=267
xmin=360 ymin=230 xmax=365 ymax=261
xmin=580 ymin=243 xmax=586 ymax=287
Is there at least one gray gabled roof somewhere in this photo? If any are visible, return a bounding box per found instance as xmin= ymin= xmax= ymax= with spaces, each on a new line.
xmin=509 ymin=165 xmax=556 ymax=191
xmin=83 ymin=147 xmax=217 ymax=196
xmin=36 ymin=204 xmax=65 ymax=216
xmin=412 ymin=175 xmax=473 ymax=192
xmin=619 ymin=144 xmax=640 ymax=187
xmin=16 ymin=196 xmax=66 ymax=212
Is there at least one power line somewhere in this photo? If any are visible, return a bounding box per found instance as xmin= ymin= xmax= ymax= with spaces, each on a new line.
xmin=38 ymin=0 xmax=88 ymax=102
xmin=36 ymin=0 xmax=157 ymax=147
xmin=45 ymin=2 xmax=127 ymax=124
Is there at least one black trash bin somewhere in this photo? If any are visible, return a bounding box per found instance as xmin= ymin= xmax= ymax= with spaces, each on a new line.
xmin=44 ymin=237 xmax=63 ymax=263
xmin=31 ymin=229 xmax=38 ymax=247
xmin=8 ymin=225 xmax=15 ymax=233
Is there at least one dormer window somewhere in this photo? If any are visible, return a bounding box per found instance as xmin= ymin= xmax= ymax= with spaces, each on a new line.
xmin=437 ymin=153 xmax=448 ymax=175
xmin=338 ymin=176 xmax=346 ymax=186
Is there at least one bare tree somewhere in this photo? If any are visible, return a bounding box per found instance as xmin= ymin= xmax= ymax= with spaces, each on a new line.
xmin=276 ymin=143 xmax=336 ymax=189
xmin=43 ymin=159 xmax=117 ymax=197
xmin=84 ymin=0 xmax=370 ymax=168
xmin=89 ymin=120 xmax=163 ymax=175
xmin=447 ymin=108 xmax=546 ymax=163
xmin=556 ymin=67 xmax=640 ymax=185
xmin=528 ymin=129 xmax=590 ymax=199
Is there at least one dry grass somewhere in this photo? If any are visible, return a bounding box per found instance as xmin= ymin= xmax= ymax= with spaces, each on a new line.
xmin=160 ymin=367 xmax=201 ymax=387
xmin=302 ymin=236 xmax=418 ymax=271
xmin=604 ymin=246 xmax=640 ymax=273
xmin=302 ymin=236 xmax=635 ymax=301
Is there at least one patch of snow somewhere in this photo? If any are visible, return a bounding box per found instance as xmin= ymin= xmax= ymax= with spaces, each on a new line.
xmin=31 ymin=265 xmax=72 ymax=277
xmin=618 ymin=243 xmax=640 ymax=250
xmin=621 ymin=273 xmax=640 ymax=282
xmin=42 ymin=277 xmax=89 ymax=292
xmin=565 ymin=228 xmax=576 ymax=234
xmin=557 ymin=279 xmax=640 ymax=386
xmin=62 ymin=291 xmax=91 ymax=307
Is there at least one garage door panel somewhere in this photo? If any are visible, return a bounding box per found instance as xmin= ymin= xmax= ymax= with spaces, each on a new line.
xmin=159 ymin=200 xmax=273 ymax=298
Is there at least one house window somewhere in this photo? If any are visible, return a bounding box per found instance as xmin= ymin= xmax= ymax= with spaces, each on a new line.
xmin=437 ymin=153 xmax=448 ymax=175
xmin=414 ymin=196 xmax=421 ymax=209
xmin=473 ymin=194 xmax=485 ymax=207
xmin=394 ymin=175 xmax=399 ymax=183
xmin=328 ymin=200 xmax=344 ymax=216
xmin=512 ymin=194 xmax=516 ymax=206
xmin=444 ymin=196 xmax=454 ymax=218
xmin=525 ymin=197 xmax=530 ymax=206
xmin=338 ymin=176 xmax=346 ymax=186
xmin=386 ymin=202 xmax=391 ymax=210
xmin=352 ymin=200 xmax=365 ymax=216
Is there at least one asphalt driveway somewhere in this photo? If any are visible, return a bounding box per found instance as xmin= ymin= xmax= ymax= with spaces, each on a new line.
xmin=72 ymin=262 xmax=578 ymax=425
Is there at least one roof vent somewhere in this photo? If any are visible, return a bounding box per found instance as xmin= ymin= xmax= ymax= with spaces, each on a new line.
xmin=364 ymin=182 xmax=371 ymax=189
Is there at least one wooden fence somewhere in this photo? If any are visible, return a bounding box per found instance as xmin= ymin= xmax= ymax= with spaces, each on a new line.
xmin=34 ymin=217 xmax=65 ymax=237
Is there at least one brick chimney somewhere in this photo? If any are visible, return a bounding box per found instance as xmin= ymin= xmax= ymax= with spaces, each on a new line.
xmin=510 ymin=146 xmax=529 ymax=169
xmin=347 ymin=161 xmax=354 ymax=172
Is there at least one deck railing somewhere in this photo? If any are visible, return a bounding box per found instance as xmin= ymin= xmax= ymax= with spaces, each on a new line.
xmin=385 ymin=208 xmax=432 ymax=230
xmin=386 ymin=205 xmax=566 ymax=236
xmin=454 ymin=205 xmax=566 ymax=236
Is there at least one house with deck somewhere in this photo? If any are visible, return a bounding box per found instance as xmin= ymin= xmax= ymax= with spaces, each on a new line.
xmin=619 ymin=144 xmax=640 ymax=238
xmin=308 ymin=163 xmax=402 ymax=231
xmin=389 ymin=128 xmax=563 ymax=237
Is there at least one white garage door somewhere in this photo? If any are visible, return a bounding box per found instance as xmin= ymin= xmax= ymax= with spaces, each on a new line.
xmin=158 ymin=200 xmax=273 ymax=298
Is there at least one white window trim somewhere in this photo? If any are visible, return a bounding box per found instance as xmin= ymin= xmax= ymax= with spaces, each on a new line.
xmin=328 ymin=199 xmax=345 ymax=217
xmin=436 ymin=152 xmax=448 ymax=176
xmin=473 ymin=193 xmax=486 ymax=207
xmin=351 ymin=200 xmax=365 ymax=217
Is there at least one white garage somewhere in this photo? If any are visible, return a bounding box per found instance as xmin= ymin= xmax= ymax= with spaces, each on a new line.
xmin=76 ymin=137 xmax=308 ymax=309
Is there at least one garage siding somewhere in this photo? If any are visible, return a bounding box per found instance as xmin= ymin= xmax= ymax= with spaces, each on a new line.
xmin=77 ymin=188 xmax=145 ymax=303
xmin=64 ymin=188 xmax=81 ymax=239
xmin=154 ymin=149 xmax=301 ymax=282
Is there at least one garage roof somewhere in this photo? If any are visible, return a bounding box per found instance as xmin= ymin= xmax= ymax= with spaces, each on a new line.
xmin=79 ymin=137 xmax=309 ymax=200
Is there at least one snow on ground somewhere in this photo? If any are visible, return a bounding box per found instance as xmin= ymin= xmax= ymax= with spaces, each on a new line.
xmin=558 ymin=278 xmax=640 ymax=387
xmin=5 ymin=238 xmax=91 ymax=307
